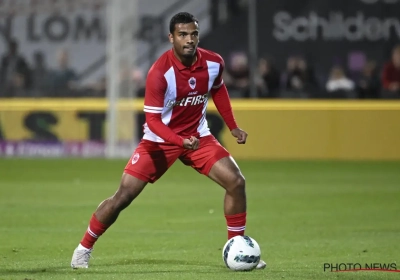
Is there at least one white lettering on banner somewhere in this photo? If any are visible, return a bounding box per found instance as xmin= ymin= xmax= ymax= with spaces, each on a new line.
xmin=23 ymin=14 xmax=106 ymax=43
xmin=0 ymin=0 xmax=209 ymax=85
xmin=0 ymin=10 xmax=106 ymax=83
xmin=273 ymin=11 xmax=400 ymax=42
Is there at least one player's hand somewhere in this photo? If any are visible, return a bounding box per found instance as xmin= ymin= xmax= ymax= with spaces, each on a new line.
xmin=183 ymin=136 xmax=200 ymax=150
xmin=231 ymin=128 xmax=248 ymax=144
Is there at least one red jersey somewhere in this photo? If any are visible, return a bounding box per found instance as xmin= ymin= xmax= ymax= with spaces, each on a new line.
xmin=143 ymin=48 xmax=224 ymax=143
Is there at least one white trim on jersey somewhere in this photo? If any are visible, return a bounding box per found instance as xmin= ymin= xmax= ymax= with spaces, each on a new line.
xmin=162 ymin=67 xmax=176 ymax=126
xmin=195 ymin=60 xmax=220 ymax=137
xmin=143 ymin=66 xmax=176 ymax=142
xmin=207 ymin=61 xmax=221 ymax=91
xmin=144 ymin=109 xmax=162 ymax=113
xmin=144 ymin=105 xmax=163 ymax=113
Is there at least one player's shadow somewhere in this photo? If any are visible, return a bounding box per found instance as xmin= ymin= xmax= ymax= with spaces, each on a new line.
xmin=0 ymin=267 xmax=62 ymax=275
xmin=99 ymin=257 xmax=222 ymax=268
xmin=0 ymin=258 xmax=226 ymax=276
xmin=0 ymin=261 xmax=227 ymax=277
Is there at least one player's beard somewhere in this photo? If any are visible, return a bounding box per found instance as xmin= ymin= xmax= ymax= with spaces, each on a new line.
xmin=182 ymin=46 xmax=196 ymax=58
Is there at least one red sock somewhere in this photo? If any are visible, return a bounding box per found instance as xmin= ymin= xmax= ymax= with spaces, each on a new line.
xmin=225 ymin=212 xmax=246 ymax=240
xmin=80 ymin=213 xmax=110 ymax=249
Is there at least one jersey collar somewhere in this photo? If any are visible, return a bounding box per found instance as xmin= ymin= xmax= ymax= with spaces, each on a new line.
xmin=169 ymin=48 xmax=205 ymax=71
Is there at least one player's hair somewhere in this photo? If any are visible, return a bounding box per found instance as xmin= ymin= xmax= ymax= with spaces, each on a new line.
xmin=169 ymin=12 xmax=198 ymax=34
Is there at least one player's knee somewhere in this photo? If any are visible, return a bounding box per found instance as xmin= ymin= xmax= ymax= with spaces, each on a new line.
xmin=113 ymin=177 xmax=146 ymax=210
xmin=114 ymin=186 xmax=134 ymax=210
xmin=230 ymin=173 xmax=246 ymax=194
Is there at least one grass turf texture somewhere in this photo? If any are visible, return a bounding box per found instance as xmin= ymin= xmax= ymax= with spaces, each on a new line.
xmin=0 ymin=159 xmax=399 ymax=280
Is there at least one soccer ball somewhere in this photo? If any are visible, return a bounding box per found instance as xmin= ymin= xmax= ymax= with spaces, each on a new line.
xmin=222 ymin=235 xmax=261 ymax=271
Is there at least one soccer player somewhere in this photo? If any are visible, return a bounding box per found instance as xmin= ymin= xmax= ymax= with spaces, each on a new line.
xmin=71 ymin=12 xmax=266 ymax=270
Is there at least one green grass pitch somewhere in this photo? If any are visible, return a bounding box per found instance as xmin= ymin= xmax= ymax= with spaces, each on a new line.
xmin=0 ymin=159 xmax=399 ymax=280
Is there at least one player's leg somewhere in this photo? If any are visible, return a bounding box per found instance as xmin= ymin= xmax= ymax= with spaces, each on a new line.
xmin=180 ymin=135 xmax=266 ymax=269
xmin=180 ymin=135 xmax=246 ymax=237
xmin=71 ymin=173 xmax=148 ymax=269
xmin=71 ymin=140 xmax=181 ymax=269
xmin=207 ymin=148 xmax=266 ymax=269
xmin=207 ymin=156 xmax=247 ymax=238
xmin=92 ymin=174 xmax=146 ymax=225
xmin=79 ymin=173 xmax=148 ymax=248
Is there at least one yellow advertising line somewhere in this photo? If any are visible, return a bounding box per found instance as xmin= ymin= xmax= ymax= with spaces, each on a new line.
xmin=0 ymin=98 xmax=400 ymax=111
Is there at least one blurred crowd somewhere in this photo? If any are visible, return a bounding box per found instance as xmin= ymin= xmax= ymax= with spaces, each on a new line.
xmin=0 ymin=39 xmax=107 ymax=98
xmin=1 ymin=38 xmax=400 ymax=99
xmin=224 ymin=44 xmax=400 ymax=99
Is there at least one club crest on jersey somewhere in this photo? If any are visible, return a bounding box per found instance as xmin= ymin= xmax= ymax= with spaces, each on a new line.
xmin=131 ymin=153 xmax=140 ymax=165
xmin=188 ymin=77 xmax=196 ymax=89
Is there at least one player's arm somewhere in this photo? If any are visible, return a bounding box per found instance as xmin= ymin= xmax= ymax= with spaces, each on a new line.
xmin=210 ymin=83 xmax=238 ymax=131
xmin=210 ymin=58 xmax=248 ymax=144
xmin=210 ymin=58 xmax=238 ymax=131
xmin=144 ymin=67 xmax=184 ymax=147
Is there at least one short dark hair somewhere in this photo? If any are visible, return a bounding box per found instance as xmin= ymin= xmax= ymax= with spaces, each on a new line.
xmin=169 ymin=12 xmax=198 ymax=34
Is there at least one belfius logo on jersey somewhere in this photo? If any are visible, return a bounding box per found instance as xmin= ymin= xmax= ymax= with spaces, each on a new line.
xmin=166 ymin=94 xmax=208 ymax=108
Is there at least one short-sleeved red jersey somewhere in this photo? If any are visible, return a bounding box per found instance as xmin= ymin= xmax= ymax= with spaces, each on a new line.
xmin=143 ymin=47 xmax=224 ymax=142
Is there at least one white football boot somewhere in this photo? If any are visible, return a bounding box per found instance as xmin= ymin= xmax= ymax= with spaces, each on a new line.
xmin=71 ymin=247 xmax=92 ymax=269
xmin=256 ymin=259 xmax=267 ymax=269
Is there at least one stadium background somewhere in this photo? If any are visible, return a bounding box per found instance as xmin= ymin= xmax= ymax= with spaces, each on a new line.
xmin=0 ymin=0 xmax=400 ymax=159
xmin=0 ymin=1 xmax=399 ymax=279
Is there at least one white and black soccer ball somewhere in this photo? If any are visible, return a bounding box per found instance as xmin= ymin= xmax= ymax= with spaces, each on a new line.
xmin=222 ymin=235 xmax=261 ymax=271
